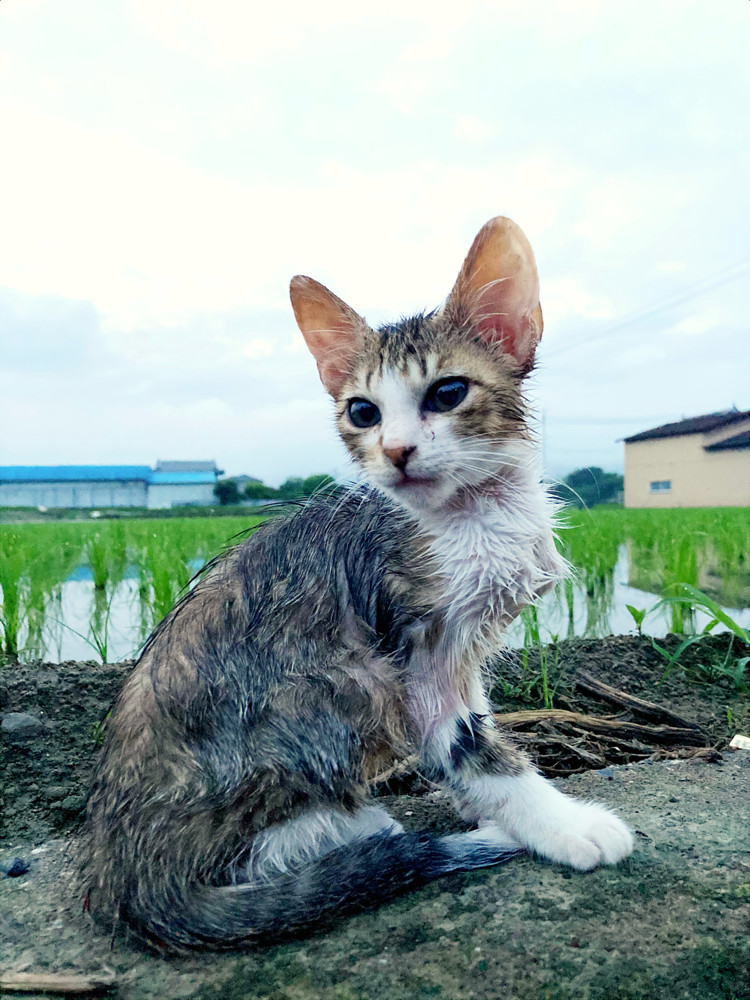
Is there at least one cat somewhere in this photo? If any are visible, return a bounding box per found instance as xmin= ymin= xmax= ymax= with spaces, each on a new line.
xmin=80 ymin=216 xmax=633 ymax=950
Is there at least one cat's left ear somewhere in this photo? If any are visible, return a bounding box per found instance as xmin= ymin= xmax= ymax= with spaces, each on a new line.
xmin=290 ymin=276 xmax=365 ymax=397
xmin=446 ymin=216 xmax=543 ymax=372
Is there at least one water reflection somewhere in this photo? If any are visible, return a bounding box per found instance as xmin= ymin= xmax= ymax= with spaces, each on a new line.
xmin=17 ymin=546 xmax=750 ymax=663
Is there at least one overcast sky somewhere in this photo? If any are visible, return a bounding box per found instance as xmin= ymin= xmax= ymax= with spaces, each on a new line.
xmin=1 ymin=0 xmax=748 ymax=485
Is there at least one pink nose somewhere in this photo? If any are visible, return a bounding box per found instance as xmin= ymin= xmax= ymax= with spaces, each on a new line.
xmin=383 ymin=445 xmax=416 ymax=472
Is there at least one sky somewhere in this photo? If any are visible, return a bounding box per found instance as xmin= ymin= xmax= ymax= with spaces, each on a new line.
xmin=1 ymin=0 xmax=748 ymax=485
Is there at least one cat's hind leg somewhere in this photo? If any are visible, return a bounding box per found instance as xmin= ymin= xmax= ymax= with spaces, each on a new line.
xmin=240 ymin=802 xmax=522 ymax=885
xmin=241 ymin=805 xmax=405 ymax=883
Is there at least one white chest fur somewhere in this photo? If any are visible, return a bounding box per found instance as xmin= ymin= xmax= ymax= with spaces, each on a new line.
xmin=401 ymin=469 xmax=566 ymax=741
xmin=418 ymin=470 xmax=566 ymax=651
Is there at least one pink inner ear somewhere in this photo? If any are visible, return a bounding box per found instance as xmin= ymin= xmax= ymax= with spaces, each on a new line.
xmin=290 ymin=276 xmax=363 ymax=397
xmin=473 ymin=282 xmax=543 ymax=370
xmin=447 ymin=217 xmax=543 ymax=371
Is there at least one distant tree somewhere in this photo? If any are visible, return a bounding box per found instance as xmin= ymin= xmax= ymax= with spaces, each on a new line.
xmin=244 ymin=481 xmax=278 ymax=500
xmin=555 ymin=467 xmax=624 ymax=509
xmin=276 ymin=477 xmax=306 ymax=499
xmin=213 ymin=478 xmax=241 ymax=506
xmin=301 ymin=474 xmax=336 ymax=496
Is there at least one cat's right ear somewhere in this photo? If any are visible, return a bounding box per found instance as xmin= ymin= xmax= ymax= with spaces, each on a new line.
xmin=290 ymin=276 xmax=364 ymax=397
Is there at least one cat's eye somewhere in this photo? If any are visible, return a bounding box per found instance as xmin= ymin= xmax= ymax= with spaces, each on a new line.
xmin=423 ymin=377 xmax=469 ymax=413
xmin=347 ymin=398 xmax=381 ymax=428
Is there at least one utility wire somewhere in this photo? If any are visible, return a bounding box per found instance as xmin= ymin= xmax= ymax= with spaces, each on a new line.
xmin=543 ymin=259 xmax=750 ymax=359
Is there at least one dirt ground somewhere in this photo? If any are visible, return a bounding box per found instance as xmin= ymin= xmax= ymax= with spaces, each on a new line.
xmin=1 ymin=635 xmax=748 ymax=998
xmin=1 ymin=634 xmax=746 ymax=846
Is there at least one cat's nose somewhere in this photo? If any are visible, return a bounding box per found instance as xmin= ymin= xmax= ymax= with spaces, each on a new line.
xmin=383 ymin=444 xmax=416 ymax=472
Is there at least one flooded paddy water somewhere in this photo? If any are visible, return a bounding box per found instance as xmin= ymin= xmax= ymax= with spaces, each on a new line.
xmin=1 ymin=507 xmax=748 ymax=663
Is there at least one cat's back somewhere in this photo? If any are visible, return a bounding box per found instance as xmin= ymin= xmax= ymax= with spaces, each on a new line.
xmin=110 ymin=488 xmax=432 ymax=743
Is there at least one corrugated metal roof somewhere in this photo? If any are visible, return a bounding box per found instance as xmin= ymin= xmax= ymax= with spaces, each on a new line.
xmin=155 ymin=460 xmax=219 ymax=473
xmin=0 ymin=465 xmax=152 ymax=483
xmin=0 ymin=466 xmax=218 ymax=485
xmin=624 ymin=410 xmax=750 ymax=444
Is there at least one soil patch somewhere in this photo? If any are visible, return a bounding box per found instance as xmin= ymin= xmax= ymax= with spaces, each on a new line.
xmin=1 ymin=634 xmax=747 ymax=845
xmin=490 ymin=633 xmax=748 ymax=744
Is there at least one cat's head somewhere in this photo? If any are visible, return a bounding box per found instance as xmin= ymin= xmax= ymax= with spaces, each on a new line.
xmin=290 ymin=217 xmax=543 ymax=512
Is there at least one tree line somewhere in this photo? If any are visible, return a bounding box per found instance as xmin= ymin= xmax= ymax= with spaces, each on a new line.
xmin=213 ymin=474 xmax=335 ymax=506
xmin=550 ymin=467 xmax=624 ymax=509
xmin=215 ymin=467 xmax=623 ymax=508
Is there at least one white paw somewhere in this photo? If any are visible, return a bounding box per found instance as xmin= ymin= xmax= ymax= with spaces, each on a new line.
xmin=529 ymin=800 xmax=634 ymax=870
xmin=463 ymin=772 xmax=634 ymax=871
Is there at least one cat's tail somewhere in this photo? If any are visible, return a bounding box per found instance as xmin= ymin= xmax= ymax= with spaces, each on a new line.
xmin=119 ymin=828 xmax=521 ymax=950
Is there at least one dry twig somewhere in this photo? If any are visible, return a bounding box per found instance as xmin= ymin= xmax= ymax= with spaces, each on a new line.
xmin=494 ymin=708 xmax=706 ymax=746
xmin=573 ymin=670 xmax=703 ymax=731
xmin=0 ymin=971 xmax=116 ymax=995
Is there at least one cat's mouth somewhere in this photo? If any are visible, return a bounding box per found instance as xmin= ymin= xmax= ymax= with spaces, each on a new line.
xmin=393 ymin=472 xmax=438 ymax=489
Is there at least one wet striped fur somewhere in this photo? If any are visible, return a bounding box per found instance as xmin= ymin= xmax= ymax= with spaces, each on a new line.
xmin=80 ymin=217 xmax=633 ymax=951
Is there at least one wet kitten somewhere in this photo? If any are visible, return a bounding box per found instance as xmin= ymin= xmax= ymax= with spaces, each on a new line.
xmin=80 ymin=217 xmax=633 ymax=950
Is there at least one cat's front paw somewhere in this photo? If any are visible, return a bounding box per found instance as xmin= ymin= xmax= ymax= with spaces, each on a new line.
xmin=529 ymin=800 xmax=634 ymax=871
xmin=474 ymin=772 xmax=634 ymax=871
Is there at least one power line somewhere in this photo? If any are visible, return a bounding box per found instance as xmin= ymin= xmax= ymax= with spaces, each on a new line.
xmin=548 ymin=415 xmax=676 ymax=425
xmin=543 ymin=259 xmax=750 ymax=359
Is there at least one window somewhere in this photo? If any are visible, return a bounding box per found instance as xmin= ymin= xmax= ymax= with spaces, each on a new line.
xmin=649 ymin=480 xmax=671 ymax=493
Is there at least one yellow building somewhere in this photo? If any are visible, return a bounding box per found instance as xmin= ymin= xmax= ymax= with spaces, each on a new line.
xmin=624 ymin=410 xmax=750 ymax=508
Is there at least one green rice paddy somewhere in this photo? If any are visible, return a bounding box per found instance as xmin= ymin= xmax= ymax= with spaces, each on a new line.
xmin=0 ymin=516 xmax=261 ymax=662
xmin=0 ymin=507 xmax=748 ymax=663
xmin=559 ymin=506 xmax=750 ymax=635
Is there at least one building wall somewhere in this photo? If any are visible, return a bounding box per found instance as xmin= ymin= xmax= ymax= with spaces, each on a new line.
xmin=146 ymin=482 xmax=215 ymax=509
xmin=0 ymin=481 xmax=148 ymax=508
xmin=624 ymin=419 xmax=750 ymax=508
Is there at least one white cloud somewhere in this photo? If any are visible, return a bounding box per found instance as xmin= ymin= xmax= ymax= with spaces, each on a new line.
xmin=543 ymin=277 xmax=614 ymax=325
xmin=1 ymin=0 xmax=747 ymax=482
xmin=242 ymin=339 xmax=274 ymax=359
xmin=453 ymin=115 xmax=495 ymax=144
xmin=0 ymin=97 xmax=589 ymax=327
xmin=655 ymin=261 xmax=687 ymax=274
xmin=665 ymin=313 xmax=721 ymax=337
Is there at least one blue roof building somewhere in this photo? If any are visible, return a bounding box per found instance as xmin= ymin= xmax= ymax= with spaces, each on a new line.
xmin=0 ymin=462 xmax=221 ymax=509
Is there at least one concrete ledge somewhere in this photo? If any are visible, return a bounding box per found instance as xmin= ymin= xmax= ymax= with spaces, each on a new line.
xmin=1 ymin=753 xmax=748 ymax=999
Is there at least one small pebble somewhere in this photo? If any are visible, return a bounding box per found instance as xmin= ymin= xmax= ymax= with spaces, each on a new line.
xmin=1 ymin=712 xmax=46 ymax=737
xmin=0 ymin=857 xmax=30 ymax=877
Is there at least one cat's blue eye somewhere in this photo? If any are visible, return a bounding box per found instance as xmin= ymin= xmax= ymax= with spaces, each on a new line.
xmin=423 ymin=377 xmax=469 ymax=413
xmin=348 ymin=398 xmax=381 ymax=428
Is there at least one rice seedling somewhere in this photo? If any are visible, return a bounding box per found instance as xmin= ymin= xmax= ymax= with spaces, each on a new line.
xmin=1 ymin=506 xmax=747 ymax=663
xmin=0 ymin=515 xmax=262 ymax=662
xmin=556 ymin=506 xmax=750 ymax=638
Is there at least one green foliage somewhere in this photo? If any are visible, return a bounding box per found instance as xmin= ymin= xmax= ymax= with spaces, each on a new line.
xmin=626 ymin=604 xmax=647 ymax=634
xmin=301 ymin=473 xmax=336 ymax=496
xmin=651 ymin=582 xmax=749 ymax=644
xmin=558 ymin=506 xmax=750 ymax=636
xmin=243 ymin=474 xmax=335 ymax=501
xmin=645 ymin=584 xmax=750 ymax=689
xmin=1 ymin=505 xmax=748 ymax=665
xmin=554 ymin=467 xmax=624 ymax=509
xmin=276 ymin=477 xmax=305 ymax=499
xmin=213 ymin=479 xmax=242 ymax=505
xmin=516 ymin=606 xmax=562 ymax=708
xmin=244 ymin=481 xmax=278 ymax=500
xmin=0 ymin=515 xmax=264 ymax=662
